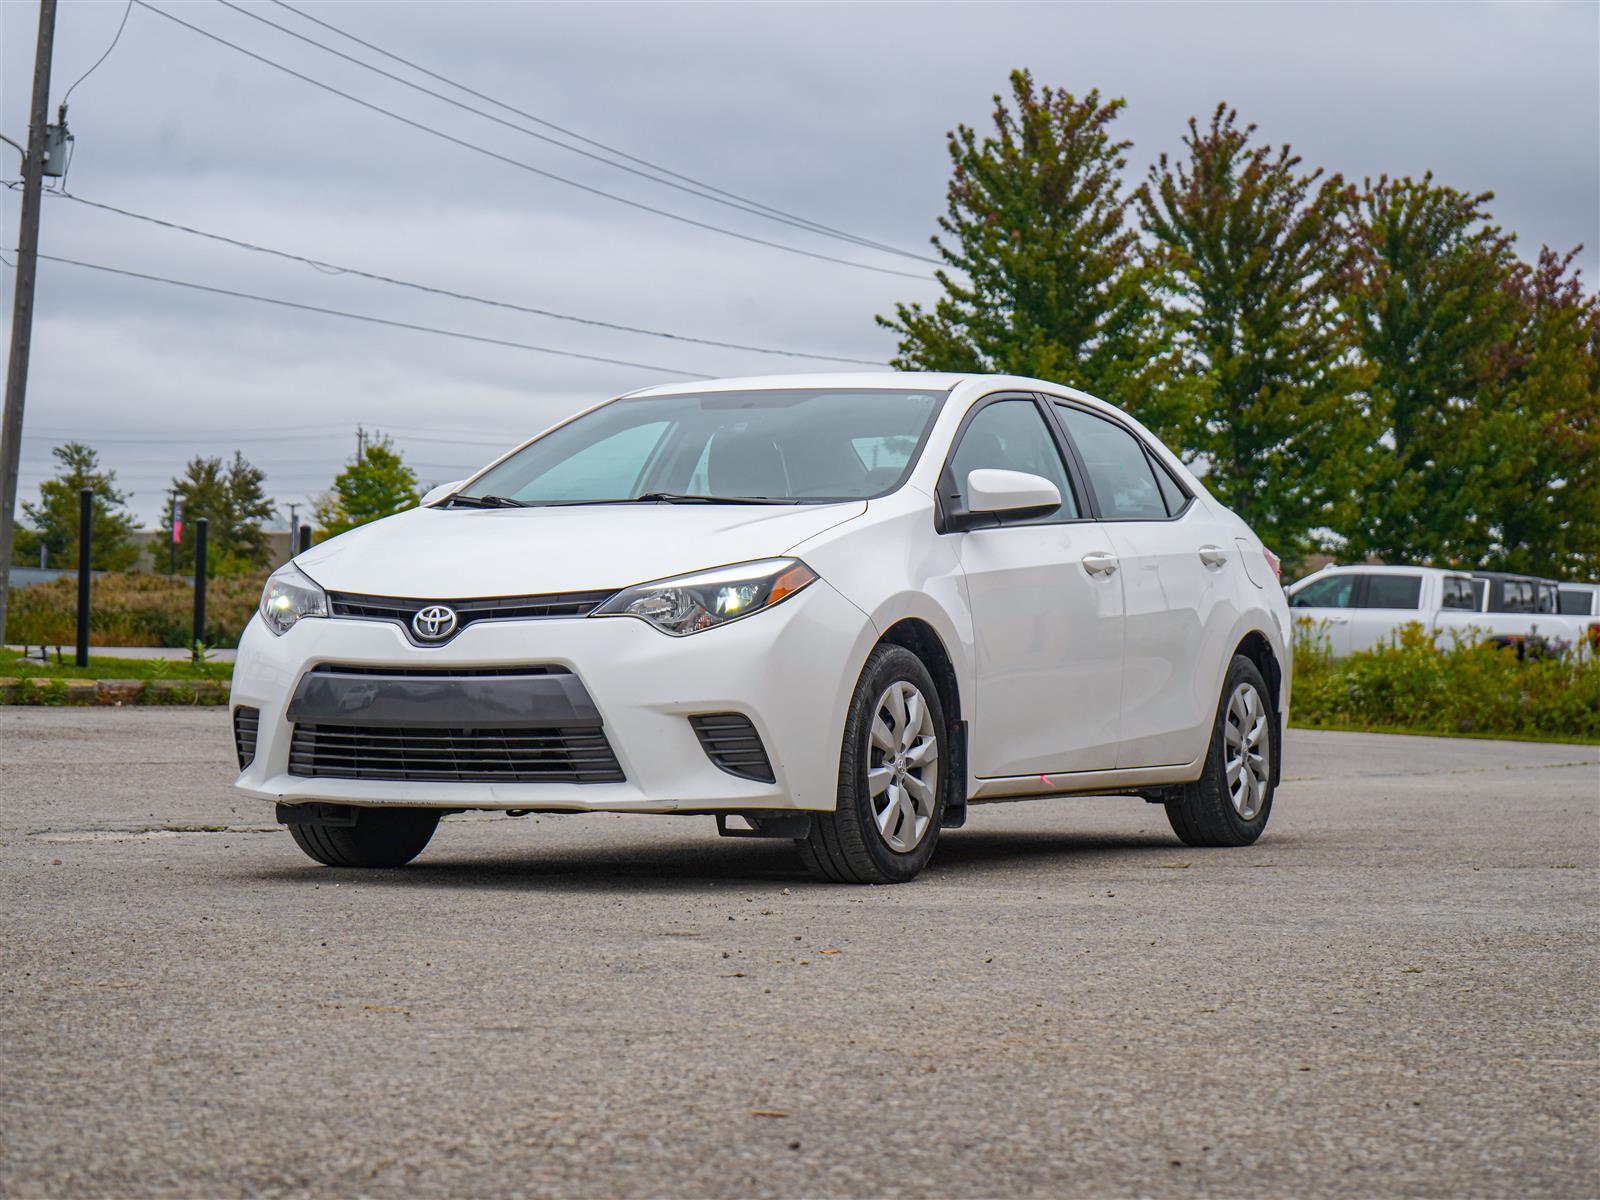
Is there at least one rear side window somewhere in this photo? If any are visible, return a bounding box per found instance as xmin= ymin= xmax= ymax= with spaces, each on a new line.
xmin=1361 ymin=575 xmax=1423 ymax=610
xmin=1535 ymin=584 xmax=1558 ymax=614
xmin=1559 ymin=588 xmax=1595 ymax=616
xmin=1441 ymin=577 xmax=1478 ymax=611
xmin=1291 ymin=575 xmax=1356 ymax=609
xmin=1055 ymin=406 xmax=1169 ymax=519
xmin=1149 ymin=455 xmax=1189 ymax=515
xmin=948 ymin=400 xmax=1078 ymax=523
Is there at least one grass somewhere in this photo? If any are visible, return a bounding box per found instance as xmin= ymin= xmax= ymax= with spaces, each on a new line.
xmin=3 ymin=570 xmax=266 ymax=648
xmin=1288 ymin=718 xmax=1600 ymax=747
xmin=0 ymin=648 xmax=232 ymax=682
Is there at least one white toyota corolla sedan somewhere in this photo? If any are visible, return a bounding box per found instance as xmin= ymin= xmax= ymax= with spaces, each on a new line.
xmin=232 ymin=373 xmax=1290 ymax=883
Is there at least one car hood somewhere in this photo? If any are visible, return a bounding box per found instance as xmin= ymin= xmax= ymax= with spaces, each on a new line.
xmin=294 ymin=502 xmax=867 ymax=598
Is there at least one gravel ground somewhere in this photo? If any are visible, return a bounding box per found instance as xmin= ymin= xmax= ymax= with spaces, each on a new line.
xmin=1 ymin=707 xmax=1595 ymax=1199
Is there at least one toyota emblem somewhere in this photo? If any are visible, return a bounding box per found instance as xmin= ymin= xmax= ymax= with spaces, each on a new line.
xmin=411 ymin=604 xmax=458 ymax=641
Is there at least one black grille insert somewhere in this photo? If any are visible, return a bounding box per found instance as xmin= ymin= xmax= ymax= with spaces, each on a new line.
xmin=233 ymin=706 xmax=260 ymax=769
xmin=690 ymin=713 xmax=775 ymax=783
xmin=327 ymin=590 xmax=615 ymax=643
xmin=288 ymin=723 xmax=625 ymax=783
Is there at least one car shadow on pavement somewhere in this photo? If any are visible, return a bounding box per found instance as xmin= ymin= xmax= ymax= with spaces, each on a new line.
xmin=240 ymin=826 xmax=1186 ymax=893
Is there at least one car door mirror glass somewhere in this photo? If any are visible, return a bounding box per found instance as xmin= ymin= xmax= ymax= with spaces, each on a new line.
xmin=965 ymin=468 xmax=1061 ymax=516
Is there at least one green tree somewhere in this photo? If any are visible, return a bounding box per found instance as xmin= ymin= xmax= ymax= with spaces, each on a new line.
xmin=1476 ymin=247 xmax=1600 ymax=575
xmin=312 ymin=434 xmax=420 ymax=538
xmin=12 ymin=442 xmax=140 ymax=570
xmin=1137 ymin=105 xmax=1368 ymax=566
xmin=1340 ymin=175 xmax=1523 ymax=565
xmin=164 ymin=452 xmax=275 ymax=575
xmin=875 ymin=71 xmax=1167 ymax=428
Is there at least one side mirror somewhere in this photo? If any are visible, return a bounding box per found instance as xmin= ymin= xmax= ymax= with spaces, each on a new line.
xmin=963 ymin=468 xmax=1061 ymax=519
xmin=420 ymin=480 xmax=467 ymax=507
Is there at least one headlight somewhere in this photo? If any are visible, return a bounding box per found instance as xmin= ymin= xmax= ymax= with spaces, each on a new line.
xmin=592 ymin=558 xmax=817 ymax=636
xmin=258 ymin=562 xmax=328 ymax=636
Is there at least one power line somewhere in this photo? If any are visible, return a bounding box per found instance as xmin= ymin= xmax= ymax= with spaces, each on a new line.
xmin=48 ymin=189 xmax=887 ymax=366
xmin=267 ymin=0 xmax=937 ymax=264
xmin=60 ymin=0 xmax=134 ymax=107
xmin=24 ymin=251 xmax=712 ymax=377
xmin=216 ymin=0 xmax=938 ymax=267
xmin=131 ymin=1 xmax=931 ymax=282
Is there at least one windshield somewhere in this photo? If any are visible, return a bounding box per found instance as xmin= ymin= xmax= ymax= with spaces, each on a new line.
xmin=457 ymin=388 xmax=946 ymax=505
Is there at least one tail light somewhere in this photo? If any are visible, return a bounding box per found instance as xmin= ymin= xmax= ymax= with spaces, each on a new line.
xmin=1588 ymin=622 xmax=1600 ymax=651
xmin=1262 ymin=546 xmax=1282 ymax=581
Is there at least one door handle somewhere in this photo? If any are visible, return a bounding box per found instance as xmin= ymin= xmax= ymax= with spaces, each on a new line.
xmin=1081 ymin=551 xmax=1119 ymax=578
xmin=1198 ymin=544 xmax=1229 ymax=568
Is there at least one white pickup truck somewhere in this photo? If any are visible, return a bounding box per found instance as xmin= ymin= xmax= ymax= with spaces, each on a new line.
xmin=1287 ymin=564 xmax=1599 ymax=658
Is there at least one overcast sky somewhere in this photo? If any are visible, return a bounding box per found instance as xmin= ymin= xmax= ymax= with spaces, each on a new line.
xmin=3 ymin=0 xmax=1596 ymax=527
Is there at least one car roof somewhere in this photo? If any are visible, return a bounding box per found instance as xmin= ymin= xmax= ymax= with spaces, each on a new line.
xmin=1303 ymin=564 xmax=1468 ymax=578
xmin=622 ymin=372 xmax=969 ymax=397
xmin=621 ymin=370 xmax=1123 ymax=408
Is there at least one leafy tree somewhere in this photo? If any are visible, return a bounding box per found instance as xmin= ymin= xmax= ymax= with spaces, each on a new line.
xmin=164 ymin=452 xmax=275 ymax=575
xmin=312 ymin=434 xmax=420 ymax=538
xmin=876 ymin=71 xmax=1167 ymax=429
xmin=1137 ymin=105 xmax=1368 ymax=566
xmin=1476 ymin=247 xmax=1600 ymax=575
xmin=1339 ymin=175 xmax=1522 ymax=565
xmin=12 ymin=442 xmax=140 ymax=570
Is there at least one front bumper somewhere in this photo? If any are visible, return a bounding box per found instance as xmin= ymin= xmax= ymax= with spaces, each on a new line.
xmin=230 ymin=579 xmax=874 ymax=815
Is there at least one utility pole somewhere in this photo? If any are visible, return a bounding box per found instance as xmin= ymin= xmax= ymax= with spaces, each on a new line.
xmin=0 ymin=0 xmax=60 ymax=647
xmin=286 ymin=502 xmax=299 ymax=564
xmin=356 ymin=426 xmax=366 ymax=463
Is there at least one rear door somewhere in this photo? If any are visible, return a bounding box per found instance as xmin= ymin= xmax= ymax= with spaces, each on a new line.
xmin=1287 ymin=573 xmax=1358 ymax=657
xmin=1348 ymin=573 xmax=1426 ymax=652
xmin=1049 ymin=400 xmax=1237 ymax=770
xmin=944 ymin=395 xmax=1126 ymax=776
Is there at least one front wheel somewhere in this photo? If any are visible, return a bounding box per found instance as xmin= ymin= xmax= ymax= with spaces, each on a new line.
xmin=1165 ymin=655 xmax=1276 ymax=847
xmin=287 ymin=806 xmax=441 ymax=868
xmin=799 ymin=645 xmax=948 ymax=884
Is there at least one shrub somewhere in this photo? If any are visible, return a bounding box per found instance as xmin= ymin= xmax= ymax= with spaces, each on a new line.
xmin=4 ymin=570 xmax=268 ymax=648
xmin=1293 ymin=620 xmax=1600 ymax=741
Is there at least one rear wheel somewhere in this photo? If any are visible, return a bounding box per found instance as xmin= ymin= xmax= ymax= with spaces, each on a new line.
xmin=1165 ymin=655 xmax=1276 ymax=847
xmin=799 ymin=645 xmax=948 ymax=884
xmin=287 ymin=806 xmax=441 ymax=868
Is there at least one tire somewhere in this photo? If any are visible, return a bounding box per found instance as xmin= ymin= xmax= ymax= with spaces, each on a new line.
xmin=799 ymin=645 xmax=949 ymax=884
xmin=287 ymin=806 xmax=442 ymax=868
xmin=1165 ymin=655 xmax=1276 ymax=848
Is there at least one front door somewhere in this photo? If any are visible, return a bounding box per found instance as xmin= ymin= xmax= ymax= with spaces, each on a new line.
xmin=1052 ymin=401 xmax=1236 ymax=769
xmin=946 ymin=396 xmax=1126 ymax=777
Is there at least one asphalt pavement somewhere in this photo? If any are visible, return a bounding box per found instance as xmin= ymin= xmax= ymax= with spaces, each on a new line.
xmin=1 ymin=707 xmax=1596 ymax=1198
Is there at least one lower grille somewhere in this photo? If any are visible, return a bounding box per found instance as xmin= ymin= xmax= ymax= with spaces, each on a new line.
xmin=233 ymin=706 xmax=260 ymax=769
xmin=690 ymin=713 xmax=775 ymax=783
xmin=288 ymin=723 xmax=624 ymax=784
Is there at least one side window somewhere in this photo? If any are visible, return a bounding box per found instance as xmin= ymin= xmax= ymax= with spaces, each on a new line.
xmin=1494 ymin=580 xmax=1533 ymax=613
xmin=1148 ymin=452 xmax=1189 ymax=516
xmin=1361 ymin=575 xmax=1423 ymax=610
xmin=1441 ymin=577 xmax=1478 ymax=611
xmin=1055 ymin=405 xmax=1169 ymax=520
xmin=948 ymin=400 xmax=1078 ymax=523
xmin=1535 ymin=584 xmax=1558 ymax=614
xmin=517 ymin=421 xmax=670 ymax=501
xmin=1290 ymin=575 xmax=1356 ymax=609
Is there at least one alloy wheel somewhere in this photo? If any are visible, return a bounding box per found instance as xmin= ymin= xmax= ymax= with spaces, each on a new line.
xmin=1223 ymin=681 xmax=1271 ymax=820
xmin=866 ymin=680 xmax=940 ymax=852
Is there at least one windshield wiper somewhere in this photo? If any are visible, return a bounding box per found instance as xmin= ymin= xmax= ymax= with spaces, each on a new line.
xmin=443 ymin=494 xmax=530 ymax=508
xmin=627 ymin=492 xmax=792 ymax=505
